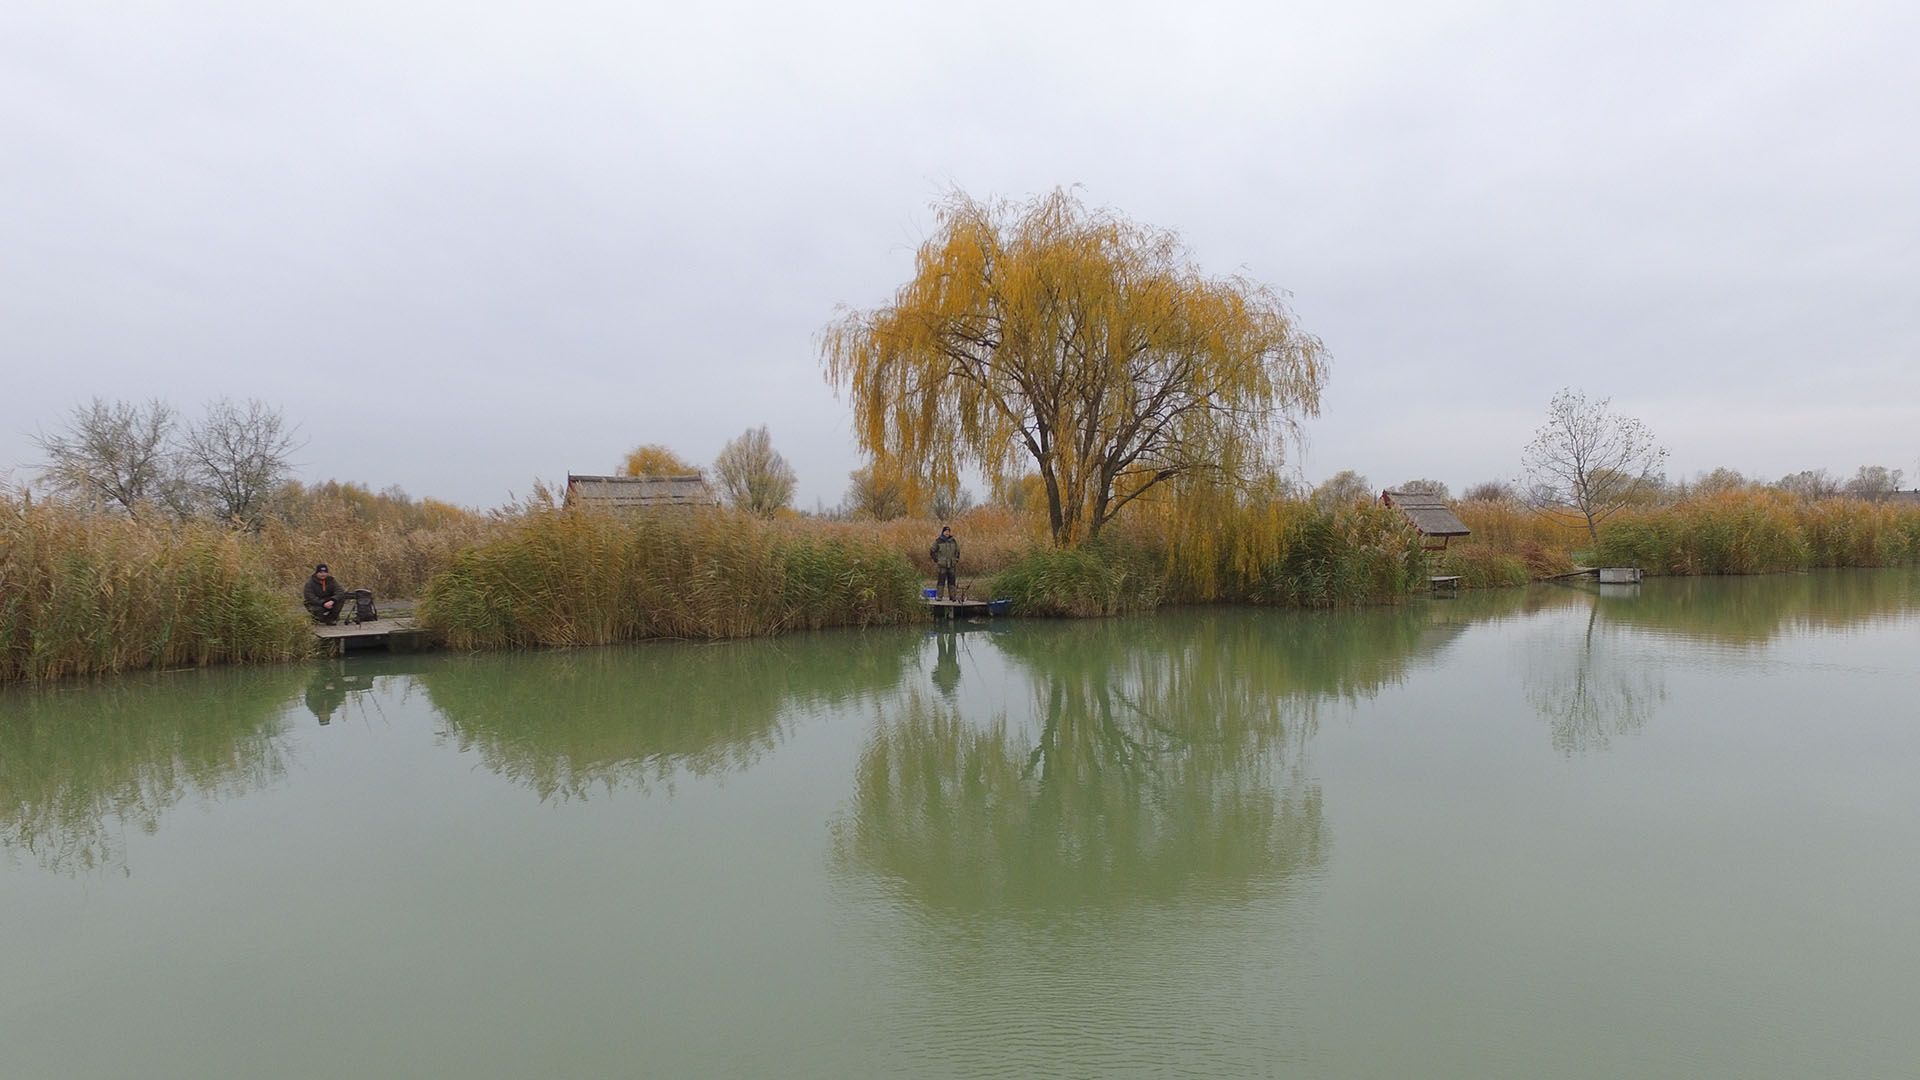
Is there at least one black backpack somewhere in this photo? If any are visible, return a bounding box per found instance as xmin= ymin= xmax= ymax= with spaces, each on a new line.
xmin=353 ymin=591 xmax=377 ymax=623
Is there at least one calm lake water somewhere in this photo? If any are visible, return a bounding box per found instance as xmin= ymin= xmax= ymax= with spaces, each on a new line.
xmin=4 ymin=570 xmax=1919 ymax=1078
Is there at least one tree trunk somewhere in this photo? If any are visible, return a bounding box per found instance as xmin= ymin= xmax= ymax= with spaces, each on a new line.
xmin=1041 ymin=464 xmax=1068 ymax=547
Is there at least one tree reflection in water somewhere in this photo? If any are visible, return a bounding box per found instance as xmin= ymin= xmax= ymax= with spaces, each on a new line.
xmin=836 ymin=609 xmax=1473 ymax=915
xmin=1525 ymin=598 xmax=1667 ymax=754
xmin=0 ymin=667 xmax=303 ymax=873
xmin=1524 ymin=569 xmax=1920 ymax=753
xmin=417 ymin=631 xmax=917 ymax=800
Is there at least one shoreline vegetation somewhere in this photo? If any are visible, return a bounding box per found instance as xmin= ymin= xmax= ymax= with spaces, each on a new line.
xmin=7 ymin=486 xmax=1920 ymax=685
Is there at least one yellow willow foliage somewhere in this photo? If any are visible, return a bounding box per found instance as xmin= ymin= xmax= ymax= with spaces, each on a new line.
xmin=620 ymin=444 xmax=697 ymax=478
xmin=823 ymin=188 xmax=1328 ymax=547
xmin=1133 ymin=478 xmax=1329 ymax=601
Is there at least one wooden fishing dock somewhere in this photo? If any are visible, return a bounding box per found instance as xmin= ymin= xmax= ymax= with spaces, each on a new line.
xmin=308 ymin=600 xmax=437 ymax=656
xmin=1547 ymin=566 xmax=1645 ymax=584
xmin=924 ymin=598 xmax=1012 ymax=620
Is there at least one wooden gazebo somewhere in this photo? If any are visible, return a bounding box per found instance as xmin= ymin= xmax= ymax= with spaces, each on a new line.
xmin=1381 ymin=489 xmax=1471 ymax=552
xmin=564 ymin=474 xmax=720 ymax=513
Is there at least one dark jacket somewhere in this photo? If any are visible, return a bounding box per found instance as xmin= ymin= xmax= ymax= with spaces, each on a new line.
xmin=303 ymin=574 xmax=348 ymax=617
xmin=930 ymin=534 xmax=960 ymax=570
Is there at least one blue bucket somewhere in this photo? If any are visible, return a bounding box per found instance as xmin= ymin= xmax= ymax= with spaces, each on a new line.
xmin=922 ymin=588 xmax=939 ymax=599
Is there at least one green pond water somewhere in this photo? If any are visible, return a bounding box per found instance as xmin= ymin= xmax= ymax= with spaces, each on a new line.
xmin=4 ymin=570 xmax=1919 ymax=1078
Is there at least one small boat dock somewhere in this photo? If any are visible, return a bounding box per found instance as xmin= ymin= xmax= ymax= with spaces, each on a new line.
xmin=1548 ymin=566 xmax=1645 ymax=583
xmin=924 ymin=598 xmax=1012 ymax=620
xmin=309 ymin=600 xmax=437 ymax=656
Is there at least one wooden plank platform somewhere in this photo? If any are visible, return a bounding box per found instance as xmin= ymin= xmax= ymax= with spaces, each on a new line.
xmin=310 ymin=615 xmax=435 ymax=655
xmin=1545 ymin=566 xmax=1646 ymax=584
xmin=923 ymin=598 xmax=1009 ymax=619
xmin=1428 ymin=575 xmax=1462 ymax=593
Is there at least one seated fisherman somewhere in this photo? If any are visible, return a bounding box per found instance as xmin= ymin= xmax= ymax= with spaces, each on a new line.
xmin=303 ymin=564 xmax=372 ymax=625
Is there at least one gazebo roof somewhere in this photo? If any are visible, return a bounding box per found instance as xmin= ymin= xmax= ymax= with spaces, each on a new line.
xmin=1381 ymin=490 xmax=1470 ymax=537
xmin=564 ymin=474 xmax=720 ymax=511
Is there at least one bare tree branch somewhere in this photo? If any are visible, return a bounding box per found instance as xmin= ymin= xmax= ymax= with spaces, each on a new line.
xmin=1520 ymin=389 xmax=1667 ymax=541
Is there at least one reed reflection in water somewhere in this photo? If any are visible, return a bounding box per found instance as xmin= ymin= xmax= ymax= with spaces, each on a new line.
xmin=0 ymin=666 xmax=303 ymax=873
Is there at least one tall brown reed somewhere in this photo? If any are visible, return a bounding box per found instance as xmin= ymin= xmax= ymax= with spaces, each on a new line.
xmin=0 ymin=498 xmax=308 ymax=682
xmin=1452 ymin=499 xmax=1583 ymax=578
xmin=419 ymin=506 xmax=922 ymax=649
xmin=1595 ymin=491 xmax=1920 ymax=574
xmin=806 ymin=505 xmax=1041 ymax=581
xmin=257 ymin=482 xmax=500 ymax=599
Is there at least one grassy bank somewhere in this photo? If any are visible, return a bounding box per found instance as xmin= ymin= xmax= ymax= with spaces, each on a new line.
xmin=0 ymin=499 xmax=309 ymax=683
xmin=419 ymin=507 xmax=922 ymax=648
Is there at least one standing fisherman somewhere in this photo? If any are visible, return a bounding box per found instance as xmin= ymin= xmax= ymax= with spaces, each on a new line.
xmin=929 ymin=525 xmax=961 ymax=601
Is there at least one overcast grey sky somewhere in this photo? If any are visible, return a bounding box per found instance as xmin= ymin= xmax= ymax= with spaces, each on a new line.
xmin=4 ymin=0 xmax=1916 ymax=508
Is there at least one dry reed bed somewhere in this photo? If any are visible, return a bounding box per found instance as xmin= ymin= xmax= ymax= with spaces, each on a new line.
xmin=257 ymin=485 xmax=502 ymax=599
xmin=805 ymin=505 xmax=1042 ymax=582
xmin=0 ymin=499 xmax=307 ymax=683
xmin=1596 ymin=492 xmax=1920 ymax=575
xmin=419 ymin=507 xmax=923 ymax=649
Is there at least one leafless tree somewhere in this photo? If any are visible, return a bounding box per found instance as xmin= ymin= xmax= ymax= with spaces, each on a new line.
xmin=31 ymin=397 xmax=180 ymax=515
xmin=1842 ymin=464 xmax=1904 ymax=501
xmin=177 ymin=398 xmax=300 ymax=527
xmin=1521 ymin=389 xmax=1668 ymax=540
xmin=930 ymin=484 xmax=975 ymax=522
xmin=1774 ymin=469 xmax=1839 ymax=501
xmin=712 ymin=424 xmax=796 ymax=518
xmin=1462 ymin=480 xmax=1516 ymax=502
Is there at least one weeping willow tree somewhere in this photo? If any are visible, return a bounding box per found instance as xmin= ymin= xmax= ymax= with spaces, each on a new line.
xmin=823 ymin=189 xmax=1328 ymax=547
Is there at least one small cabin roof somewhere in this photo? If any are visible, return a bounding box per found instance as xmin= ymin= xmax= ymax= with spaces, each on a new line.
xmin=1381 ymin=489 xmax=1471 ymax=536
xmin=565 ymin=473 xmax=719 ymax=510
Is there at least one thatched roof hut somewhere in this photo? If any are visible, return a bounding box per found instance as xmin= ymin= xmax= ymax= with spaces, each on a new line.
xmin=564 ymin=474 xmax=720 ymax=512
xmin=1381 ymin=489 xmax=1470 ymax=550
